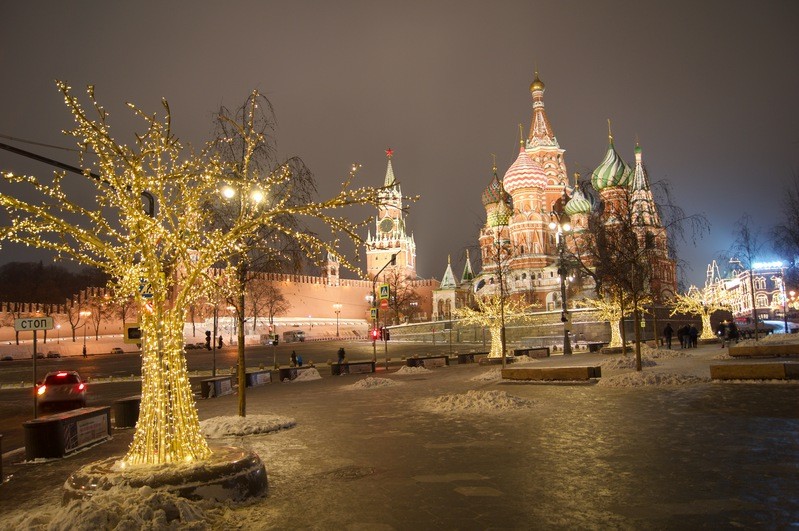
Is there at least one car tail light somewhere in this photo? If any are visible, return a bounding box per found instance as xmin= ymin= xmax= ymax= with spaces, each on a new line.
xmin=37 ymin=385 xmax=46 ymax=395
xmin=78 ymin=383 xmax=85 ymax=391
xmin=56 ymin=372 xmax=68 ymax=377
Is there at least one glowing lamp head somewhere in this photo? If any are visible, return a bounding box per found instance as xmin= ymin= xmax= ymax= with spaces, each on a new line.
xmin=548 ymin=221 xmax=556 ymax=230
xmin=562 ymin=222 xmax=571 ymax=232
xmin=250 ymin=189 xmax=264 ymax=204
xmin=221 ymin=185 xmax=236 ymax=199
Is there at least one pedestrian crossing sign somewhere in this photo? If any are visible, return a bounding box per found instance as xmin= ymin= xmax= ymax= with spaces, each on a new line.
xmin=379 ymin=284 xmax=390 ymax=300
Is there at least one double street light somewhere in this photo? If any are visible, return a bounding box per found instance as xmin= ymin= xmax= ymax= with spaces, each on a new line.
xmin=333 ymin=303 xmax=342 ymax=337
xmin=549 ymin=212 xmax=573 ymax=356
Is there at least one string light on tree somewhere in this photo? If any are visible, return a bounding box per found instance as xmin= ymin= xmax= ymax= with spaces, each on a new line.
xmin=0 ymin=83 xmax=382 ymax=466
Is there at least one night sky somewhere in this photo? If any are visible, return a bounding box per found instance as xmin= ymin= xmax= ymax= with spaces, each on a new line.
xmin=1 ymin=1 xmax=797 ymax=288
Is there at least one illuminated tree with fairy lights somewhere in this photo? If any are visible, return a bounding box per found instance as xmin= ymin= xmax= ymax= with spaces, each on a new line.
xmin=454 ymin=294 xmax=536 ymax=360
xmin=670 ymin=285 xmax=730 ymax=340
xmin=0 ymin=83 xmax=379 ymax=466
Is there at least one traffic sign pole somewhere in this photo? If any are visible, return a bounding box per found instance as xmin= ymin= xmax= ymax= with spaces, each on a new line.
xmin=33 ymin=330 xmax=38 ymax=419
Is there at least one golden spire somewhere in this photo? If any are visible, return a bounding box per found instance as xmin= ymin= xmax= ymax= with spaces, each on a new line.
xmin=447 ymin=254 xmax=451 ymax=265
xmin=466 ymin=248 xmax=470 ymax=260
xmin=491 ymin=153 xmax=497 ymax=174
xmin=518 ymin=124 xmax=524 ymax=146
xmin=607 ymin=118 xmax=613 ymax=143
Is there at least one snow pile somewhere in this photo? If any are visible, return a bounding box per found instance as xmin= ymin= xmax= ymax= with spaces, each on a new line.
xmin=513 ymin=355 xmax=541 ymax=365
xmin=420 ymin=389 xmax=534 ymax=414
xmin=4 ymin=485 xmax=225 ymax=530
xmin=470 ymin=368 xmax=502 ymax=382
xmin=342 ymin=377 xmax=402 ymax=390
xmin=598 ymin=371 xmax=710 ymax=387
xmin=601 ymin=356 xmax=657 ymax=370
xmin=646 ymin=348 xmax=693 ymax=359
xmin=737 ymin=333 xmax=799 ymax=347
xmin=394 ymin=365 xmax=432 ymax=376
xmin=200 ymin=414 xmax=295 ymax=438
xmin=712 ymin=351 xmax=734 ymax=360
xmin=293 ymin=367 xmax=322 ymax=382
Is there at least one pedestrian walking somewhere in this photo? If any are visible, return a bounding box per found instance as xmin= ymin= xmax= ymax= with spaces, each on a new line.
xmin=663 ymin=323 xmax=674 ymax=349
xmin=337 ymin=347 xmax=347 ymax=374
xmin=82 ymin=345 xmax=87 ymax=358
xmin=689 ymin=324 xmax=698 ymax=348
xmin=727 ymin=322 xmax=740 ymax=346
xmin=717 ymin=321 xmax=728 ymax=348
xmin=290 ymin=351 xmax=298 ymax=367
xmin=677 ymin=325 xmax=686 ymax=349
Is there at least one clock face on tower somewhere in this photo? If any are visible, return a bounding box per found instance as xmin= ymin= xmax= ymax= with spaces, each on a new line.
xmin=379 ymin=217 xmax=394 ymax=233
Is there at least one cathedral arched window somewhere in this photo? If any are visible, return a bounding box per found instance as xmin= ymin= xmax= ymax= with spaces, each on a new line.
xmin=755 ymin=293 xmax=768 ymax=308
xmin=754 ymin=277 xmax=766 ymax=290
xmin=521 ymin=273 xmax=527 ymax=280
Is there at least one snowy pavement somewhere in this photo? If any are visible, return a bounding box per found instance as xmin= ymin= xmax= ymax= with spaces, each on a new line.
xmin=1 ymin=341 xmax=797 ymax=529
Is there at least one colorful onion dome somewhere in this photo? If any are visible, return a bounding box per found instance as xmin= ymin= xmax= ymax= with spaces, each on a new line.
xmin=488 ymin=196 xmax=513 ymax=228
xmin=564 ymin=182 xmax=593 ymax=216
xmin=591 ymin=140 xmax=632 ymax=191
xmin=503 ymin=146 xmax=548 ymax=195
xmin=481 ymin=173 xmax=504 ymax=206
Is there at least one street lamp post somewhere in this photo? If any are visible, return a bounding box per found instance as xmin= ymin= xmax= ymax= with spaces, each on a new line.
xmin=80 ymin=310 xmax=91 ymax=357
xmin=56 ymin=324 xmax=61 ymax=344
xmin=549 ymin=214 xmax=573 ymax=356
xmin=221 ymin=183 xmax=265 ymax=417
xmin=333 ymin=303 xmax=342 ymax=337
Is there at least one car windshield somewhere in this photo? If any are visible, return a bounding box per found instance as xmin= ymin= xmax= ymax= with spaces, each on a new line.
xmin=44 ymin=373 xmax=79 ymax=385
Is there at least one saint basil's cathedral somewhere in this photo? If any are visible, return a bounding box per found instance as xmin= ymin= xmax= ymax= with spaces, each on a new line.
xmin=432 ymin=73 xmax=677 ymax=320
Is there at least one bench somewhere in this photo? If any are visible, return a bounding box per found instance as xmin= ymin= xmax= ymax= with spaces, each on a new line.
xmin=710 ymin=362 xmax=799 ymax=380
xmin=478 ymin=355 xmax=516 ymax=365
xmin=278 ymin=366 xmax=316 ymax=382
xmin=331 ymin=361 xmax=375 ymax=375
xmin=406 ymin=355 xmax=450 ymax=368
xmin=201 ymin=376 xmax=234 ymax=398
xmin=457 ymin=353 xmax=476 ymax=364
xmin=501 ymin=366 xmax=602 ymax=381
xmin=112 ymin=395 xmax=140 ymax=428
xmin=245 ymin=370 xmax=272 ymax=387
xmin=23 ymin=406 xmax=112 ymax=459
xmin=728 ymin=344 xmax=799 ymax=358
xmin=513 ymin=347 xmax=550 ymax=358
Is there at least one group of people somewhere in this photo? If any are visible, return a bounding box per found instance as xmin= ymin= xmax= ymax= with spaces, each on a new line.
xmin=662 ymin=322 xmax=699 ymax=349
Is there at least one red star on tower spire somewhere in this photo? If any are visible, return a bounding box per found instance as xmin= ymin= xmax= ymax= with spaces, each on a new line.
xmin=385 ymin=148 xmax=393 ymax=159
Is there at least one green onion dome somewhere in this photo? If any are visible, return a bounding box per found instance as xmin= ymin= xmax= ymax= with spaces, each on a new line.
xmin=564 ymin=182 xmax=593 ymax=216
xmin=591 ymin=140 xmax=632 ymax=191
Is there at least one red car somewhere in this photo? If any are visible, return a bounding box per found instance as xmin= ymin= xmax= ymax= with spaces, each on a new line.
xmin=36 ymin=371 xmax=87 ymax=410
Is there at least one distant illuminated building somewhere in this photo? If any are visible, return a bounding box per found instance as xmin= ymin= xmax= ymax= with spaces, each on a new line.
xmin=439 ymin=72 xmax=678 ymax=309
xmin=720 ymin=260 xmax=789 ymax=322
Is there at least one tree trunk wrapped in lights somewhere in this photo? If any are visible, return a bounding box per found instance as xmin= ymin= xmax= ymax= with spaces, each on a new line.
xmin=454 ymin=294 xmax=537 ymax=358
xmin=0 ymin=83 xmax=380 ymax=465
xmin=577 ymin=290 xmax=650 ymax=349
xmin=670 ymin=285 xmax=731 ymax=340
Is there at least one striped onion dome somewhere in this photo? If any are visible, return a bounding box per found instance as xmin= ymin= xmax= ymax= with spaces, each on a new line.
xmin=564 ymin=182 xmax=593 ymax=216
xmin=502 ymin=146 xmax=547 ymax=195
xmin=591 ymin=141 xmax=632 ymax=191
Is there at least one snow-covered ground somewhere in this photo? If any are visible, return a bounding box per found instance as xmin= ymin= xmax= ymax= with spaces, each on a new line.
xmin=3 ymin=337 xmax=798 ymax=530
